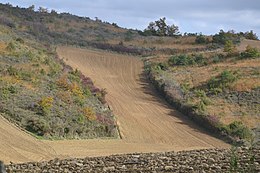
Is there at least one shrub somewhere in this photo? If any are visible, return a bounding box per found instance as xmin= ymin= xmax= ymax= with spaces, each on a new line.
xmin=223 ymin=121 xmax=252 ymax=139
xmin=5 ymin=42 xmax=15 ymax=51
xmin=212 ymin=30 xmax=241 ymax=45
xmin=208 ymin=70 xmax=238 ymax=91
xmin=155 ymin=62 xmax=169 ymax=71
xmin=38 ymin=96 xmax=54 ymax=115
xmin=194 ymin=100 xmax=207 ymax=113
xmin=26 ymin=117 xmax=51 ymax=136
xmin=195 ymin=34 xmax=209 ymax=44
xmin=193 ymin=89 xmax=211 ymax=112
xmin=194 ymin=54 xmax=207 ymax=65
xmin=16 ymin=38 xmax=24 ymax=43
xmin=212 ymin=54 xmax=225 ymax=63
xmin=168 ymin=54 xmax=195 ymax=66
xmin=56 ymin=75 xmax=70 ymax=89
xmin=168 ymin=54 xmax=206 ymax=66
xmin=195 ymin=89 xmax=206 ymax=98
xmin=180 ymin=82 xmax=190 ymax=94
xmin=224 ymin=40 xmax=238 ymax=56
xmin=56 ymin=91 xmax=72 ymax=104
xmin=96 ymin=88 xmax=107 ymax=104
xmin=240 ymin=45 xmax=260 ymax=58
xmin=83 ymin=107 xmax=96 ymax=121
xmin=7 ymin=66 xmax=18 ymax=76
xmin=124 ymin=31 xmax=133 ymax=41
xmin=242 ymin=30 xmax=259 ymax=40
xmin=70 ymin=82 xmax=83 ymax=97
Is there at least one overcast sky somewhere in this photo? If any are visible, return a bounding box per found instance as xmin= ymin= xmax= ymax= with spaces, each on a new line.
xmin=1 ymin=0 xmax=260 ymax=36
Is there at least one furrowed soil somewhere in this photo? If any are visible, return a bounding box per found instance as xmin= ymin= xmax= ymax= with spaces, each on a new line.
xmin=0 ymin=47 xmax=229 ymax=164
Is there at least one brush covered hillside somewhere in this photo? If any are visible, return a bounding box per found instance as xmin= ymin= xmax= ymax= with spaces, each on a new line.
xmin=0 ymin=25 xmax=118 ymax=139
xmin=145 ymin=31 xmax=260 ymax=144
xmin=0 ymin=3 xmax=213 ymax=56
xmin=0 ymin=3 xmax=259 ymax=144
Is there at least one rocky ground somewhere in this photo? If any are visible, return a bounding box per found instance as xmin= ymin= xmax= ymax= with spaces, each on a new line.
xmin=5 ymin=147 xmax=260 ymax=173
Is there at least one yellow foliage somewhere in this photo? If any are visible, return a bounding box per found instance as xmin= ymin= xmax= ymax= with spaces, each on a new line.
xmin=83 ymin=107 xmax=96 ymax=121
xmin=38 ymin=96 xmax=54 ymax=110
xmin=70 ymin=82 xmax=83 ymax=97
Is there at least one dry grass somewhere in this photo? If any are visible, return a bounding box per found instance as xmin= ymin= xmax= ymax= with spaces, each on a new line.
xmin=207 ymin=98 xmax=259 ymax=128
xmin=0 ymin=42 xmax=7 ymax=54
xmin=237 ymin=39 xmax=260 ymax=51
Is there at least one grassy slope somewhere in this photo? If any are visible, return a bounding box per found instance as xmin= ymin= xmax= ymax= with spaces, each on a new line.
xmin=0 ymin=3 xmax=209 ymax=56
xmin=0 ymin=25 xmax=117 ymax=139
xmin=145 ymin=40 xmax=260 ymax=143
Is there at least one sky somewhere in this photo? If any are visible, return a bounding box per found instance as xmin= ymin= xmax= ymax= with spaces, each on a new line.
xmin=1 ymin=0 xmax=260 ymax=36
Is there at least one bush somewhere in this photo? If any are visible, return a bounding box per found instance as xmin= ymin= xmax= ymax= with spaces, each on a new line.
xmin=224 ymin=40 xmax=238 ymax=56
xmin=38 ymin=96 xmax=54 ymax=115
xmin=83 ymin=107 xmax=96 ymax=121
xmin=168 ymin=54 xmax=206 ymax=66
xmin=208 ymin=70 xmax=238 ymax=92
xmin=195 ymin=34 xmax=209 ymax=44
xmin=26 ymin=117 xmax=51 ymax=136
xmin=194 ymin=54 xmax=207 ymax=65
xmin=240 ymin=45 xmax=260 ymax=58
xmin=7 ymin=66 xmax=18 ymax=76
xmin=223 ymin=121 xmax=252 ymax=139
xmin=212 ymin=54 xmax=225 ymax=63
xmin=241 ymin=30 xmax=259 ymax=40
xmin=168 ymin=54 xmax=195 ymax=66
xmin=154 ymin=62 xmax=169 ymax=71
xmin=212 ymin=30 xmax=240 ymax=45
xmin=5 ymin=42 xmax=15 ymax=51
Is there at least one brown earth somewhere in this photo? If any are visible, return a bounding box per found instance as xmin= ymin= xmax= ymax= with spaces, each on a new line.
xmin=0 ymin=47 xmax=229 ymax=164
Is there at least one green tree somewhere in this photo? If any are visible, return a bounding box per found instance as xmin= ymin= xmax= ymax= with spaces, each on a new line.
xmin=38 ymin=7 xmax=48 ymax=13
xmin=244 ymin=30 xmax=258 ymax=40
xmin=143 ymin=17 xmax=179 ymax=36
xmin=195 ymin=34 xmax=209 ymax=44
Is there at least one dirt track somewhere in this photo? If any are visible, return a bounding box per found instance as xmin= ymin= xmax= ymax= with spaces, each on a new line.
xmin=0 ymin=47 xmax=229 ymax=163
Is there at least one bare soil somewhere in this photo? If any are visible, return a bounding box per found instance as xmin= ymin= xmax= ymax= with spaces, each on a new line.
xmin=0 ymin=47 xmax=229 ymax=164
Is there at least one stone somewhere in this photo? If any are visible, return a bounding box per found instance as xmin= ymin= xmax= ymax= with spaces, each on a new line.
xmin=208 ymin=158 xmax=215 ymax=163
xmin=164 ymin=166 xmax=174 ymax=171
xmin=75 ymin=162 xmax=83 ymax=167
xmin=103 ymin=166 xmax=115 ymax=172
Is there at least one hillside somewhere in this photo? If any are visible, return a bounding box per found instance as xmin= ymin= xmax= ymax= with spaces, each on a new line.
xmin=145 ymin=38 xmax=260 ymax=144
xmin=0 ymin=25 xmax=118 ymax=140
xmin=0 ymin=2 xmax=259 ymax=168
xmin=0 ymin=3 xmax=211 ymax=56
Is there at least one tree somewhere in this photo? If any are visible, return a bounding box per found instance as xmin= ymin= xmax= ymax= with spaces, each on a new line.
xmin=143 ymin=17 xmax=179 ymax=36
xmin=51 ymin=9 xmax=58 ymax=15
xmin=195 ymin=34 xmax=209 ymax=44
xmin=28 ymin=5 xmax=35 ymax=11
xmin=212 ymin=30 xmax=241 ymax=45
xmin=167 ymin=24 xmax=180 ymax=36
xmin=38 ymin=7 xmax=48 ymax=13
xmin=244 ymin=30 xmax=258 ymax=40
